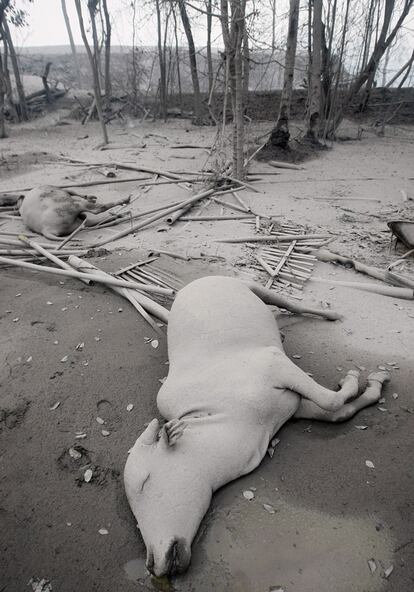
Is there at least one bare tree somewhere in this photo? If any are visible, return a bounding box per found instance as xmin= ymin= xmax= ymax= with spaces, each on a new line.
xmin=305 ymin=0 xmax=322 ymax=141
xmin=101 ymin=0 xmax=111 ymax=105
xmin=2 ymin=16 xmax=27 ymax=120
xmin=74 ymin=0 xmax=109 ymax=144
xmin=266 ymin=0 xmax=300 ymax=149
xmin=0 ymin=0 xmax=33 ymax=135
xmin=61 ymin=0 xmax=82 ymax=88
xmin=220 ymin=0 xmax=247 ymax=178
xmin=155 ymin=0 xmax=167 ymax=119
xmin=176 ymin=0 xmax=203 ymax=124
xmin=0 ymin=48 xmax=6 ymax=137
xmin=330 ymin=0 xmax=413 ymax=134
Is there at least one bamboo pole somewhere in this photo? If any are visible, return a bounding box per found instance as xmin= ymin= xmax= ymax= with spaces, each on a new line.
xmin=310 ymin=277 xmax=413 ymax=299
xmin=89 ymin=188 xmax=216 ymax=248
xmin=166 ymin=202 xmax=195 ymax=225
xmin=211 ymin=197 xmax=252 ymax=214
xmin=119 ymin=288 xmax=165 ymax=334
xmin=217 ymin=234 xmax=331 ymax=244
xmin=0 ymin=257 xmax=174 ymax=295
xmin=56 ymin=218 xmax=87 ymax=250
xmin=114 ymin=257 xmax=160 ymax=276
xmin=68 ymin=256 xmax=169 ymax=325
xmin=0 ymin=248 xmax=86 ymax=256
xmin=18 ymin=235 xmax=91 ymax=285
xmin=269 ymin=160 xmax=305 ymax=170
xmin=232 ymin=192 xmax=251 ymax=212
xmin=315 ymin=248 xmax=414 ymax=289
xmin=180 ymin=215 xmax=254 ymax=221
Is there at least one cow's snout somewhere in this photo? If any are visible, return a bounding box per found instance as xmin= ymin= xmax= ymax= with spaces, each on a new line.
xmin=147 ymin=537 xmax=191 ymax=577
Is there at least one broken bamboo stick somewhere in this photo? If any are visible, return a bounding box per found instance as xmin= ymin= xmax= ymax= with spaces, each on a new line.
xmin=269 ymin=160 xmax=305 ymax=171
xmin=217 ymin=234 xmax=331 ymax=244
xmin=179 ymin=215 xmax=254 ymax=221
xmin=56 ymin=218 xmax=87 ymax=250
xmin=315 ymin=248 xmax=414 ymax=290
xmin=68 ymin=256 xmax=169 ymax=325
xmin=0 ymin=257 xmax=174 ymax=295
xmin=89 ymin=188 xmax=216 ymax=248
xmin=166 ymin=202 xmax=195 ymax=225
xmin=310 ymin=277 xmax=413 ymax=299
xmin=18 ymin=235 xmax=91 ymax=285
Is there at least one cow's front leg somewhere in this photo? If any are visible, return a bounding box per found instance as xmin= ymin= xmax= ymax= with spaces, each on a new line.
xmin=293 ymin=370 xmax=390 ymax=422
xmin=278 ymin=356 xmax=360 ymax=412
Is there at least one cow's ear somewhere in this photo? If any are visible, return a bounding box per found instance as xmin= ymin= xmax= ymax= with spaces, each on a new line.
xmin=137 ymin=418 xmax=160 ymax=446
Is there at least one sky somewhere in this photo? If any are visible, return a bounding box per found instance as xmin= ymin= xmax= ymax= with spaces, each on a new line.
xmin=11 ymin=0 xmax=226 ymax=49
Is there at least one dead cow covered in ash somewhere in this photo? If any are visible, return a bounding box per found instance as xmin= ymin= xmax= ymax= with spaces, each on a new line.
xmin=1 ymin=185 xmax=129 ymax=240
xmin=124 ymin=276 xmax=389 ymax=577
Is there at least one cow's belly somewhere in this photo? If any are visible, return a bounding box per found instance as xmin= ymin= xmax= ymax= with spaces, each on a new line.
xmin=157 ymin=345 xmax=301 ymax=433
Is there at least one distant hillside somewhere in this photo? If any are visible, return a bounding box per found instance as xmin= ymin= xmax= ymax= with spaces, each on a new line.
xmin=17 ymin=45 xmax=131 ymax=55
xmin=16 ymin=45 xmax=308 ymax=94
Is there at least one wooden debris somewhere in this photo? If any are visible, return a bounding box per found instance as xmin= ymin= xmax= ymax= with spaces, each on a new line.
xmin=0 ymin=257 xmax=173 ymax=296
xmin=68 ymin=256 xmax=170 ymax=327
xmin=310 ymin=277 xmax=413 ymax=299
xmin=315 ymin=248 xmax=414 ymax=290
xmin=18 ymin=235 xmax=91 ymax=285
xmin=216 ymin=233 xmax=331 ymax=244
xmin=89 ymin=188 xmax=216 ymax=248
xmin=269 ymin=160 xmax=305 ymax=170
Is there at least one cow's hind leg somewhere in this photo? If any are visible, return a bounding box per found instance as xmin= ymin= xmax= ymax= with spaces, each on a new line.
xmin=293 ymin=371 xmax=390 ymax=422
xmin=278 ymin=356 xmax=360 ymax=412
xmin=80 ymin=195 xmax=131 ymax=215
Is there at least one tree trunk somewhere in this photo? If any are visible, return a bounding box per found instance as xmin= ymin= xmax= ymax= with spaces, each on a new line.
xmin=2 ymin=17 xmax=27 ymax=120
xmin=0 ymin=47 xmax=7 ymax=138
xmin=267 ymin=0 xmax=300 ymax=149
xmin=220 ymin=0 xmax=247 ymax=178
xmin=171 ymin=6 xmax=183 ymax=114
xmin=61 ymin=0 xmax=82 ymax=88
xmin=381 ymin=43 xmax=392 ymax=86
xmin=233 ymin=1 xmax=245 ymax=178
xmin=74 ymin=0 xmax=108 ymax=145
xmin=324 ymin=0 xmax=350 ymax=139
xmin=155 ymin=0 xmax=167 ymax=120
xmin=102 ymin=0 xmax=111 ymax=106
xmin=305 ymin=0 xmax=322 ymax=141
xmin=1 ymin=31 xmax=18 ymax=121
xmin=177 ymin=0 xmax=203 ymax=124
xmin=242 ymin=29 xmax=249 ymax=113
xmin=206 ymin=0 xmax=213 ymax=95
xmin=0 ymin=0 xmax=11 ymax=28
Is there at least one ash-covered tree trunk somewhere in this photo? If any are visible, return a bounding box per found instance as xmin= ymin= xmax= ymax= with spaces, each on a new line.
xmin=1 ymin=30 xmax=18 ymax=120
xmin=267 ymin=0 xmax=300 ymax=149
xmin=0 ymin=48 xmax=6 ymax=137
xmin=177 ymin=0 xmax=203 ymax=124
xmin=2 ymin=16 xmax=27 ymax=120
xmin=242 ymin=29 xmax=249 ymax=112
xmin=101 ymin=0 xmax=111 ymax=105
xmin=305 ymin=0 xmax=322 ymax=141
xmin=220 ymin=0 xmax=247 ymax=179
xmin=155 ymin=0 xmax=167 ymax=120
xmin=74 ymin=0 xmax=108 ymax=144
xmin=61 ymin=0 xmax=82 ymax=88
